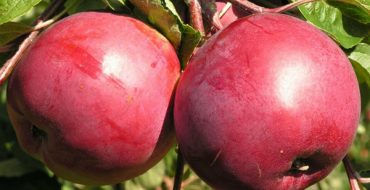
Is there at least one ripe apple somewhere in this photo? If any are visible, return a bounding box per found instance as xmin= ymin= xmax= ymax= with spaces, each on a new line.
xmin=174 ymin=13 xmax=360 ymax=189
xmin=7 ymin=12 xmax=180 ymax=185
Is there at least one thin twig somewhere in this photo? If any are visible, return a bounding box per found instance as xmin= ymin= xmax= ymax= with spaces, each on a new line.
xmin=343 ymin=155 xmax=362 ymax=190
xmin=33 ymin=19 xmax=56 ymax=31
xmin=266 ymin=0 xmax=317 ymax=13
xmin=219 ymin=2 xmax=232 ymax=19
xmin=37 ymin=0 xmax=65 ymax=23
xmin=173 ymin=148 xmax=185 ymax=190
xmin=181 ymin=175 xmax=197 ymax=188
xmin=188 ymin=0 xmax=205 ymax=36
xmin=210 ymin=2 xmax=233 ymax=31
xmin=0 ymin=0 xmax=65 ymax=86
xmin=0 ymin=29 xmax=40 ymax=85
xmin=163 ymin=176 xmax=174 ymax=190
xmin=227 ymin=0 xmax=265 ymax=13
xmin=227 ymin=0 xmax=318 ymax=14
xmin=0 ymin=19 xmax=54 ymax=55
xmin=357 ymin=175 xmax=370 ymax=184
xmin=343 ymin=155 xmax=370 ymax=184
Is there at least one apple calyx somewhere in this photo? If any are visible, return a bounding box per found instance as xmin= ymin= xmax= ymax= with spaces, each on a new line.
xmin=31 ymin=125 xmax=47 ymax=141
xmin=290 ymin=158 xmax=310 ymax=173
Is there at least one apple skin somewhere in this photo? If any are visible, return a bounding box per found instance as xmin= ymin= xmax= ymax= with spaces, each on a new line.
xmin=174 ymin=13 xmax=360 ymax=190
xmin=7 ymin=12 xmax=180 ymax=185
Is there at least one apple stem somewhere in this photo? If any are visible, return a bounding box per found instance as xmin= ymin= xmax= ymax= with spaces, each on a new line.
xmin=219 ymin=2 xmax=232 ymax=19
xmin=0 ymin=0 xmax=65 ymax=86
xmin=211 ymin=12 xmax=224 ymax=31
xmin=227 ymin=0 xmax=265 ymax=13
xmin=173 ymin=147 xmax=185 ymax=190
xmin=209 ymin=2 xmax=232 ymax=31
xmin=201 ymin=0 xmax=226 ymax=33
xmin=188 ymin=0 xmax=205 ymax=36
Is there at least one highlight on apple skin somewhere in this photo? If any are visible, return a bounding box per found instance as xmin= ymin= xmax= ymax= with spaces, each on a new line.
xmin=7 ymin=12 xmax=180 ymax=185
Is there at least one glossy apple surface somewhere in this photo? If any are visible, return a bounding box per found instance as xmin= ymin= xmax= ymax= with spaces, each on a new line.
xmin=175 ymin=13 xmax=360 ymax=190
xmin=7 ymin=12 xmax=180 ymax=185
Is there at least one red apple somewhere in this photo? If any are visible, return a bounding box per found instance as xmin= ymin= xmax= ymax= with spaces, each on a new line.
xmin=175 ymin=13 xmax=360 ymax=189
xmin=7 ymin=12 xmax=180 ymax=185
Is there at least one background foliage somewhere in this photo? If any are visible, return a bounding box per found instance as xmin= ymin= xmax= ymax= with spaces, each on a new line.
xmin=0 ymin=0 xmax=369 ymax=189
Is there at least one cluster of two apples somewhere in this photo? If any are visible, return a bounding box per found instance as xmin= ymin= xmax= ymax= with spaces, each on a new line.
xmin=7 ymin=10 xmax=360 ymax=190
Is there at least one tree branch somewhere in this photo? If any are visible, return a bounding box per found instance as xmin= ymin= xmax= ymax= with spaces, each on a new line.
xmin=0 ymin=0 xmax=65 ymax=86
xmin=343 ymin=155 xmax=370 ymax=190
xmin=173 ymin=148 xmax=185 ymax=190
xmin=227 ymin=0 xmax=318 ymax=14
xmin=266 ymin=0 xmax=317 ymax=13
xmin=188 ymin=0 xmax=205 ymax=36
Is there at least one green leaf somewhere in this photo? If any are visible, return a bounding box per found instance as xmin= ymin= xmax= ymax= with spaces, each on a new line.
xmin=130 ymin=0 xmax=182 ymax=48
xmin=326 ymin=0 xmax=370 ymax=24
xmin=349 ymin=43 xmax=370 ymax=87
xmin=163 ymin=0 xmax=181 ymax=18
xmin=124 ymin=181 xmax=145 ymax=190
xmin=0 ymin=22 xmax=32 ymax=46
xmin=0 ymin=158 xmax=37 ymax=177
xmin=102 ymin=0 xmax=128 ymax=11
xmin=297 ymin=1 xmax=369 ymax=49
xmin=12 ymin=1 xmax=49 ymax=25
xmin=163 ymin=146 xmax=178 ymax=177
xmin=132 ymin=160 xmax=165 ymax=189
xmin=128 ymin=0 xmax=201 ymax=66
xmin=64 ymin=0 xmax=107 ymax=15
xmin=0 ymin=0 xmax=42 ymax=25
xmin=10 ymin=143 xmax=44 ymax=170
xmin=179 ymin=24 xmax=201 ymax=68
